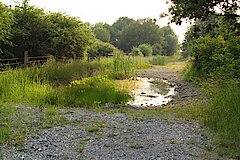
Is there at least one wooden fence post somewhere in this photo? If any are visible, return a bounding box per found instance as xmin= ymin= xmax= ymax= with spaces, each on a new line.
xmin=73 ymin=54 xmax=76 ymax=61
xmin=24 ymin=51 xmax=28 ymax=67
xmin=97 ymin=54 xmax=100 ymax=63
xmin=88 ymin=54 xmax=90 ymax=63
xmin=55 ymin=53 xmax=58 ymax=62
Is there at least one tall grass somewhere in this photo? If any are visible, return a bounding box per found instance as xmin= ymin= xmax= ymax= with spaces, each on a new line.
xmin=40 ymin=60 xmax=101 ymax=85
xmin=203 ymin=80 xmax=240 ymax=157
xmin=0 ymin=52 xmax=149 ymax=106
xmin=184 ymin=62 xmax=240 ymax=158
xmin=150 ymin=55 xmax=169 ymax=65
xmin=0 ymin=53 xmax=150 ymax=145
xmin=0 ymin=68 xmax=54 ymax=105
xmin=98 ymin=52 xmax=150 ymax=79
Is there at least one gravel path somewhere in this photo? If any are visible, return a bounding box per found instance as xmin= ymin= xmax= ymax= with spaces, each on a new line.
xmin=0 ymin=65 xmax=229 ymax=160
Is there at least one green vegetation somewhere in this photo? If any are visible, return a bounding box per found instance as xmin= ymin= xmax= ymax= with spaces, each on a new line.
xmin=150 ymin=55 xmax=169 ymax=65
xmin=0 ymin=0 xmax=94 ymax=59
xmin=176 ymin=5 xmax=240 ymax=157
xmin=0 ymin=53 xmax=150 ymax=144
xmin=203 ymin=81 xmax=240 ymax=157
xmin=138 ymin=44 xmax=153 ymax=57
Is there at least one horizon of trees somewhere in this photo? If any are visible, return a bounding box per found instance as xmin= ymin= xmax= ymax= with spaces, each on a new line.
xmin=92 ymin=17 xmax=179 ymax=56
xmin=0 ymin=0 xmax=179 ymax=59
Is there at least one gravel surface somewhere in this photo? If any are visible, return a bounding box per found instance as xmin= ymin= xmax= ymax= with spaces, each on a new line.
xmin=0 ymin=65 xmax=230 ymax=160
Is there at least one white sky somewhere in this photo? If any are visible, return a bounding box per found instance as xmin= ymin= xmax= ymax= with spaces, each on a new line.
xmin=1 ymin=0 xmax=191 ymax=42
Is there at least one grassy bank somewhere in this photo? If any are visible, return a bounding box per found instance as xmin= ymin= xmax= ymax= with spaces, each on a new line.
xmin=178 ymin=63 xmax=240 ymax=158
xmin=0 ymin=54 xmax=150 ymax=144
xmin=202 ymin=80 xmax=240 ymax=158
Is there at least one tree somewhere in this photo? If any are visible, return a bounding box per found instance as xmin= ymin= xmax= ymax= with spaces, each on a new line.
xmin=1 ymin=0 xmax=49 ymax=58
xmin=119 ymin=18 xmax=163 ymax=52
xmin=46 ymin=12 xmax=94 ymax=58
xmin=0 ymin=2 xmax=13 ymax=47
xmin=152 ymin=43 xmax=163 ymax=55
xmin=93 ymin=23 xmax=111 ymax=42
xmin=168 ymin=0 xmax=240 ymax=25
xmin=0 ymin=2 xmax=13 ymax=58
xmin=183 ymin=16 xmax=240 ymax=57
xmin=110 ymin=17 xmax=135 ymax=47
xmin=161 ymin=26 xmax=179 ymax=56
xmin=87 ymin=40 xmax=116 ymax=58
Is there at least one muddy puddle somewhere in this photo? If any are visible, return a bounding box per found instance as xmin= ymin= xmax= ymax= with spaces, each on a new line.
xmin=127 ymin=77 xmax=176 ymax=107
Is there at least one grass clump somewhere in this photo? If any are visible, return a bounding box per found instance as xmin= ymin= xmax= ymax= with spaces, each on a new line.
xmin=99 ymin=52 xmax=150 ymax=79
xmin=0 ymin=68 xmax=54 ymax=105
xmin=64 ymin=76 xmax=131 ymax=107
xmin=150 ymin=55 xmax=169 ymax=65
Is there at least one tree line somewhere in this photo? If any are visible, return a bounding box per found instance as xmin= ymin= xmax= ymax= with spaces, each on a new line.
xmin=92 ymin=17 xmax=179 ymax=56
xmin=0 ymin=0 xmax=94 ymax=59
xmin=0 ymin=0 xmax=179 ymax=59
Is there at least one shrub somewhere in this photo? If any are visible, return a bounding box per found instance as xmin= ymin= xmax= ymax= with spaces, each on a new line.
xmin=138 ymin=44 xmax=152 ymax=56
xmin=188 ymin=35 xmax=240 ymax=79
xmin=129 ymin=47 xmax=143 ymax=56
xmin=87 ymin=40 xmax=116 ymax=58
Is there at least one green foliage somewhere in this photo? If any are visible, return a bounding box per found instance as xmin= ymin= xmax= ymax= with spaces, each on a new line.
xmin=150 ymin=55 xmax=168 ymax=65
xmin=189 ymin=36 xmax=240 ymax=78
xmin=64 ymin=76 xmax=131 ymax=107
xmin=161 ymin=26 xmax=179 ymax=56
xmin=169 ymin=0 xmax=240 ymax=25
xmin=129 ymin=47 xmax=143 ymax=57
xmin=138 ymin=44 xmax=152 ymax=57
xmin=152 ymin=43 xmax=163 ymax=55
xmin=0 ymin=2 xmax=13 ymax=47
xmin=87 ymin=40 xmax=116 ymax=58
xmin=0 ymin=1 xmax=94 ymax=59
xmin=93 ymin=23 xmax=111 ymax=42
xmin=203 ymin=80 xmax=240 ymax=158
xmin=46 ymin=12 xmax=94 ymax=58
xmin=2 ymin=2 xmax=49 ymax=58
xmin=119 ymin=18 xmax=163 ymax=52
xmin=110 ymin=17 xmax=135 ymax=47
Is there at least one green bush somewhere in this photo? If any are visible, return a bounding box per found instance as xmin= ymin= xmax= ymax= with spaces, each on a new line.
xmin=87 ymin=40 xmax=116 ymax=58
xmin=129 ymin=47 xmax=143 ymax=56
xmin=189 ymin=35 xmax=240 ymax=79
xmin=138 ymin=44 xmax=152 ymax=56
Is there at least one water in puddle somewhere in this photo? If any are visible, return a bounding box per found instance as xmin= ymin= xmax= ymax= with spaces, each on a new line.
xmin=127 ymin=77 xmax=175 ymax=107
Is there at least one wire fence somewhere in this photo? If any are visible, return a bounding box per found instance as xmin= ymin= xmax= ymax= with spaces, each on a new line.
xmin=0 ymin=52 xmax=114 ymax=71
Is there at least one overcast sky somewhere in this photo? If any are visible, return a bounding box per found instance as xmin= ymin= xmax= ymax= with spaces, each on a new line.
xmin=1 ymin=0 xmax=191 ymax=42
